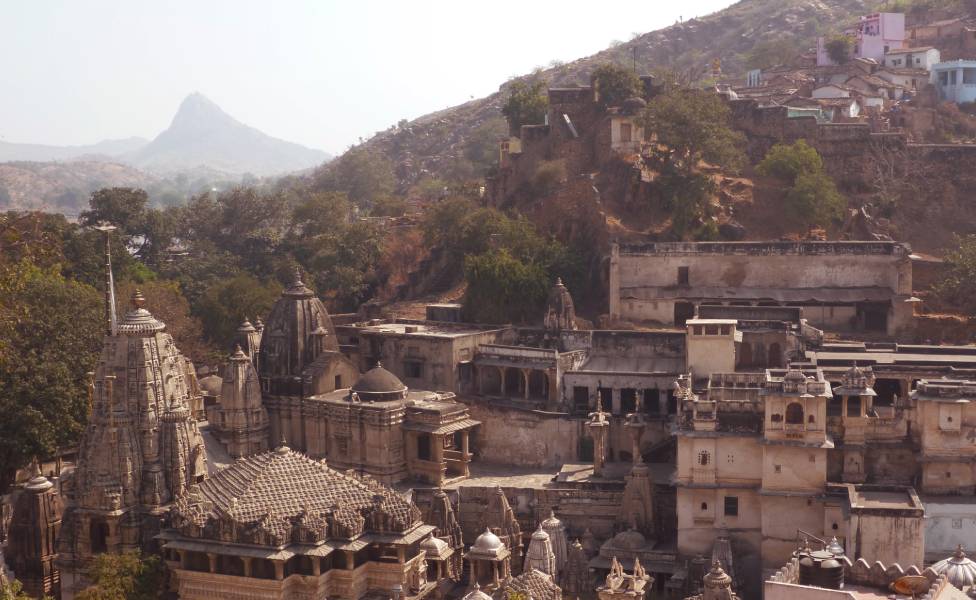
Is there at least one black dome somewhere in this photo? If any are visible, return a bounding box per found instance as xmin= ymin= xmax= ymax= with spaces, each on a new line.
xmin=351 ymin=363 xmax=407 ymax=397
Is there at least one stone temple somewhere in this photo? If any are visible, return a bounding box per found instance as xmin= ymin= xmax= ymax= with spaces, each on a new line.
xmin=9 ymin=234 xmax=976 ymax=600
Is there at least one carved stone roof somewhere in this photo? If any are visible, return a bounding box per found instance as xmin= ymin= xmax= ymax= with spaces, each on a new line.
xmin=506 ymin=568 xmax=562 ymax=600
xmin=173 ymin=445 xmax=421 ymax=541
xmin=116 ymin=290 xmax=166 ymax=334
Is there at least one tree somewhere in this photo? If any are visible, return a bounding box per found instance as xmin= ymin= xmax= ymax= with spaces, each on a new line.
xmin=640 ymin=87 xmax=745 ymax=174
xmin=371 ymin=195 xmax=408 ymax=217
xmin=757 ymin=139 xmax=824 ymax=182
xmin=315 ymin=147 xmax=396 ymax=208
xmin=80 ymin=188 xmax=175 ymax=267
xmin=934 ymin=234 xmax=976 ymax=314
xmin=501 ymin=79 xmax=548 ymax=133
xmin=825 ymin=34 xmax=852 ymax=64
xmin=194 ymin=274 xmax=282 ymax=347
xmin=758 ymin=140 xmax=845 ymax=227
xmin=0 ymin=261 xmax=102 ymax=489
xmin=462 ymin=249 xmax=550 ymax=324
xmin=0 ymin=579 xmax=48 ymax=600
xmin=592 ymin=63 xmax=641 ymax=108
xmin=75 ymin=552 xmax=165 ymax=600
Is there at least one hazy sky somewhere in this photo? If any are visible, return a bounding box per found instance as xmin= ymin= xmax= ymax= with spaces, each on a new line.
xmin=2 ymin=1 xmax=734 ymax=155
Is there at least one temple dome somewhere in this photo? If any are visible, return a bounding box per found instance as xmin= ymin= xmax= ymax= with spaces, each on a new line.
xmin=932 ymin=546 xmax=976 ymax=590
xmin=258 ymin=267 xmax=338 ymax=392
xmin=421 ymin=535 xmax=449 ymax=556
xmin=472 ymin=528 xmax=504 ymax=553
xmin=532 ymin=526 xmax=551 ymax=541
xmin=544 ymin=278 xmax=577 ymax=332
xmin=462 ymin=582 xmax=492 ymax=600
xmin=351 ymin=363 xmax=408 ymax=400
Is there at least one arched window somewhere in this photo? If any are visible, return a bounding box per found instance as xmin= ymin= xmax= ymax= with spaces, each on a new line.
xmin=698 ymin=450 xmax=710 ymax=466
xmin=786 ymin=402 xmax=805 ymax=425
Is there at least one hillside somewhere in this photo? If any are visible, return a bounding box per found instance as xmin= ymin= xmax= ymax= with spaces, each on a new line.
xmin=125 ymin=93 xmax=330 ymax=177
xmin=338 ymin=0 xmax=875 ymax=189
xmin=0 ymin=137 xmax=148 ymax=163
xmin=0 ymin=161 xmax=156 ymax=214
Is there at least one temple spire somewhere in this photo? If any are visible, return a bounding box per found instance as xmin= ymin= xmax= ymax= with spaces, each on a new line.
xmin=94 ymin=223 xmax=118 ymax=336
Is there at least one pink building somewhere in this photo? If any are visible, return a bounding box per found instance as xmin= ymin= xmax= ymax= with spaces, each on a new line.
xmin=817 ymin=12 xmax=905 ymax=66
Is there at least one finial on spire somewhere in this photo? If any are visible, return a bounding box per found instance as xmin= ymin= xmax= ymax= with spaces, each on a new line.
xmin=556 ymin=277 xmax=563 ymax=286
xmin=131 ymin=289 xmax=146 ymax=309
xmin=293 ymin=265 xmax=303 ymax=285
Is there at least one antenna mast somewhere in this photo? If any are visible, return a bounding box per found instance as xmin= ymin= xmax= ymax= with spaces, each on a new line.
xmin=94 ymin=223 xmax=118 ymax=336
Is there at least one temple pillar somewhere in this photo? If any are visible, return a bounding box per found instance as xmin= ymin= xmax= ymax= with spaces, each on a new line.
xmin=243 ymin=557 xmax=253 ymax=577
xmin=345 ymin=551 xmax=355 ymax=570
xmin=274 ymin=560 xmax=284 ymax=580
xmin=612 ymin=388 xmax=621 ymax=415
xmin=499 ymin=368 xmax=507 ymax=397
xmin=313 ymin=557 xmax=321 ymax=576
xmin=398 ymin=546 xmax=406 ymax=563
xmin=522 ymin=369 xmax=530 ymax=400
xmin=207 ymin=553 xmax=217 ymax=573
xmin=177 ymin=550 xmax=187 ymax=570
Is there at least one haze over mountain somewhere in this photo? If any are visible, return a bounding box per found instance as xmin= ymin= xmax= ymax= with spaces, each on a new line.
xmin=0 ymin=137 xmax=148 ymax=163
xmin=123 ymin=93 xmax=330 ymax=176
xmin=0 ymin=92 xmax=330 ymax=178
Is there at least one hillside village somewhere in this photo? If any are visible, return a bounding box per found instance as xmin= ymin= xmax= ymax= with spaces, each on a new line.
xmin=10 ymin=4 xmax=976 ymax=600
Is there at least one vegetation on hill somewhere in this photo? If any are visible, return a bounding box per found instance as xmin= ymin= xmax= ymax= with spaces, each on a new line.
xmin=758 ymin=140 xmax=846 ymax=228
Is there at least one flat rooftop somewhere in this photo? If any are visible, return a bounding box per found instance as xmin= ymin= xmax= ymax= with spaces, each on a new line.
xmin=355 ymin=322 xmax=504 ymax=339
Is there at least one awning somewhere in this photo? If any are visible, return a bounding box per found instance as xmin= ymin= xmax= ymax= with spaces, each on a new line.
xmin=401 ymin=418 xmax=481 ymax=435
xmin=163 ymin=538 xmax=297 ymax=560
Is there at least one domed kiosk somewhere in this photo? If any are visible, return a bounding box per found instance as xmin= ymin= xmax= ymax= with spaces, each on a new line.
xmin=307 ymin=364 xmax=480 ymax=485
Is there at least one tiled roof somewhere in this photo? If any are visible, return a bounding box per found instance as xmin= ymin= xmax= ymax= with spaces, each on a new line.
xmin=173 ymin=446 xmax=421 ymax=542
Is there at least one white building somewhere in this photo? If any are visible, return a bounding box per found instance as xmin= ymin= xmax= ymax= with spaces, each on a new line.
xmin=884 ymin=46 xmax=941 ymax=70
xmin=931 ymin=60 xmax=976 ymax=104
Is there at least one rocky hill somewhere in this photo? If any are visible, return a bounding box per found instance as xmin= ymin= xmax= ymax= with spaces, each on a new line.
xmin=125 ymin=93 xmax=330 ymax=177
xmin=337 ymin=0 xmax=875 ymax=189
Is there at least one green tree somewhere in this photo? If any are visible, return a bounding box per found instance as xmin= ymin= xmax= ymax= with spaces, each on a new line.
xmin=80 ymin=188 xmax=175 ymax=267
xmin=195 ymin=274 xmax=282 ymax=347
xmin=758 ymin=140 xmax=845 ymax=227
xmin=757 ymin=139 xmax=824 ymax=182
xmin=825 ymin=34 xmax=852 ymax=64
xmin=592 ymin=62 xmax=641 ymax=108
xmin=371 ymin=195 xmax=408 ymax=217
xmin=462 ymin=249 xmax=550 ymax=324
xmin=315 ymin=147 xmax=396 ymax=208
xmin=641 ymin=87 xmax=745 ymax=174
xmin=0 ymin=579 xmax=48 ymax=600
xmin=0 ymin=261 xmax=102 ymax=489
xmin=300 ymin=220 xmax=384 ymax=311
xmin=934 ymin=234 xmax=976 ymax=314
xmin=501 ymin=79 xmax=549 ymax=133
xmin=75 ymin=552 xmax=165 ymax=600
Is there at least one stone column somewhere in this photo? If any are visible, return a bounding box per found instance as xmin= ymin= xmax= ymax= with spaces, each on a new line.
xmin=313 ymin=557 xmax=321 ymax=576
xmin=611 ymin=388 xmax=621 ymax=416
xmin=242 ymin=557 xmax=252 ymax=577
xmin=522 ymin=369 xmax=530 ymax=400
xmin=345 ymin=551 xmax=355 ymax=570
xmin=587 ymin=399 xmax=610 ymax=477
xmin=177 ymin=550 xmax=187 ymax=570
xmin=500 ymin=368 xmax=507 ymax=397
xmin=274 ymin=560 xmax=284 ymax=580
xmin=207 ymin=553 xmax=217 ymax=573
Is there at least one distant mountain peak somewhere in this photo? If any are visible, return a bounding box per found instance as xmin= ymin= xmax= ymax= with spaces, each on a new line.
xmin=123 ymin=93 xmax=329 ymax=176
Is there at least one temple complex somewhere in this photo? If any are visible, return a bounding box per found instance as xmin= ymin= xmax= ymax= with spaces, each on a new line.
xmin=13 ymin=236 xmax=976 ymax=600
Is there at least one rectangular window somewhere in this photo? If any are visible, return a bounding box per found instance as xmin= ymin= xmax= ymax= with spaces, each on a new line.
xmin=705 ymin=325 xmax=719 ymax=335
xmin=573 ymin=386 xmax=590 ymax=412
xmin=678 ymin=266 xmax=690 ymax=285
xmin=620 ymin=389 xmax=637 ymax=415
xmin=417 ymin=434 xmax=431 ymax=461
xmin=404 ymin=361 xmax=423 ymax=379
xmin=847 ymin=396 xmax=862 ymax=417
xmin=620 ymin=122 xmax=633 ymax=143
xmin=724 ymin=496 xmax=739 ymax=517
